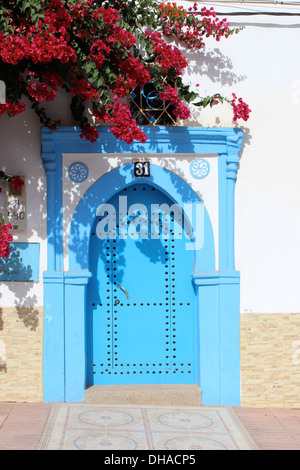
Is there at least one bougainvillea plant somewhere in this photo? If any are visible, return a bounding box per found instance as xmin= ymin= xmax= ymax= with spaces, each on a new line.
xmin=0 ymin=0 xmax=251 ymax=145
xmin=0 ymin=217 xmax=13 ymax=259
xmin=0 ymin=0 xmax=251 ymax=258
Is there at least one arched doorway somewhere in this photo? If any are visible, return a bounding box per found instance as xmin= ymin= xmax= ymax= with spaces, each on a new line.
xmin=41 ymin=126 xmax=242 ymax=405
xmin=86 ymin=182 xmax=198 ymax=385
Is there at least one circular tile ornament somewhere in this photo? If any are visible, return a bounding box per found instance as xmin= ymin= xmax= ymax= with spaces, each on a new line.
xmin=190 ymin=159 xmax=210 ymax=179
xmin=77 ymin=409 xmax=135 ymax=427
xmin=68 ymin=162 xmax=88 ymax=183
xmin=71 ymin=433 xmax=139 ymax=450
xmin=157 ymin=412 xmax=214 ymax=430
xmin=163 ymin=436 xmax=229 ymax=450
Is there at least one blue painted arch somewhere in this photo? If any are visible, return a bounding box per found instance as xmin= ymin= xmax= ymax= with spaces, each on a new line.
xmin=69 ymin=162 xmax=215 ymax=274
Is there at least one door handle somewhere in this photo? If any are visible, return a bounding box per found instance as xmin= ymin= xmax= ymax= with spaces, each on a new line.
xmin=118 ymin=284 xmax=130 ymax=300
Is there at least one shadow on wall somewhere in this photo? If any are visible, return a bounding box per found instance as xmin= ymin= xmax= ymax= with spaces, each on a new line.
xmin=184 ymin=47 xmax=252 ymax=147
xmin=0 ymin=174 xmax=45 ymax=330
xmin=236 ymin=125 xmax=252 ymax=156
xmin=0 ymin=243 xmax=40 ymax=330
xmin=186 ymin=47 xmax=247 ymax=87
xmin=0 ymin=109 xmax=48 ymax=328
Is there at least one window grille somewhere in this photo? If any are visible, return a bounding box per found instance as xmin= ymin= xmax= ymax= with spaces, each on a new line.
xmin=129 ymin=81 xmax=177 ymax=126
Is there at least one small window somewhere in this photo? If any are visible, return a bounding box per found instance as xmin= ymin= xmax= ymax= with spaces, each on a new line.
xmin=129 ymin=81 xmax=177 ymax=126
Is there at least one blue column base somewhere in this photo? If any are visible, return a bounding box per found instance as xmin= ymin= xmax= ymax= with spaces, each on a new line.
xmin=64 ymin=272 xmax=91 ymax=403
xmin=193 ymin=271 xmax=240 ymax=406
xmin=43 ymin=271 xmax=91 ymax=403
xmin=43 ymin=272 xmax=65 ymax=402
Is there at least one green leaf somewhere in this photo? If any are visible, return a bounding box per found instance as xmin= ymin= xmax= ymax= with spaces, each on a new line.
xmin=83 ymin=62 xmax=93 ymax=74
xmin=96 ymin=77 xmax=104 ymax=88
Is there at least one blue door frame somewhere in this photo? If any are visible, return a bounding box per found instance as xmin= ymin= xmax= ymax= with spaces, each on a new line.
xmin=41 ymin=126 xmax=243 ymax=405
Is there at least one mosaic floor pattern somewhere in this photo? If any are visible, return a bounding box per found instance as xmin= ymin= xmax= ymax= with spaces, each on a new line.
xmin=38 ymin=404 xmax=258 ymax=450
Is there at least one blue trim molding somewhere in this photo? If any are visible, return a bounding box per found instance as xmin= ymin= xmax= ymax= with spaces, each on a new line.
xmin=41 ymin=126 xmax=243 ymax=405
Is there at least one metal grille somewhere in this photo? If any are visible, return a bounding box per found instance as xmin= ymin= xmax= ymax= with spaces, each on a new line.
xmin=129 ymin=81 xmax=177 ymax=126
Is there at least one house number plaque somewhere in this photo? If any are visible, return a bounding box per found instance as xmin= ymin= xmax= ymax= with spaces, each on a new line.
xmin=7 ymin=176 xmax=26 ymax=232
xmin=134 ymin=161 xmax=150 ymax=178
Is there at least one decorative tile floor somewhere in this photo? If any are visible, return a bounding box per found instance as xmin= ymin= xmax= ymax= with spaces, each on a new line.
xmin=37 ymin=404 xmax=258 ymax=450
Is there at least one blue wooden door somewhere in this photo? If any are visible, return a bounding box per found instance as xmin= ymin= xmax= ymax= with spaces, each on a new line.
xmin=87 ymin=184 xmax=196 ymax=385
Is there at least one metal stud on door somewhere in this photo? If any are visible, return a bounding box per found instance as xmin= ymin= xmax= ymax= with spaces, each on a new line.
xmin=87 ymin=185 xmax=196 ymax=385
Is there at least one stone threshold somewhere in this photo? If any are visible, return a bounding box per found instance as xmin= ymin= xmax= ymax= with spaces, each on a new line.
xmin=85 ymin=384 xmax=202 ymax=406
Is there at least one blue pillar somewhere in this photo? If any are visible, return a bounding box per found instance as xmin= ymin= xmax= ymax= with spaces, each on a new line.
xmin=42 ymin=154 xmax=57 ymax=272
xmin=218 ymin=152 xmax=228 ymax=271
xmin=43 ymin=272 xmax=65 ymax=402
xmin=193 ymin=272 xmax=241 ymax=406
xmin=226 ymin=152 xmax=240 ymax=270
xmin=193 ymin=132 xmax=242 ymax=406
xmin=193 ymin=274 xmax=220 ymax=405
xmin=43 ymin=271 xmax=92 ymax=403
xmin=219 ymin=273 xmax=240 ymax=406
xmin=42 ymin=153 xmax=66 ymax=402
xmin=64 ymin=272 xmax=92 ymax=403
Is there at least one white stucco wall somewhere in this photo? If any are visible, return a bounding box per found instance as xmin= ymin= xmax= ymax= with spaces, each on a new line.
xmin=0 ymin=2 xmax=299 ymax=314
xmin=0 ymin=108 xmax=47 ymax=306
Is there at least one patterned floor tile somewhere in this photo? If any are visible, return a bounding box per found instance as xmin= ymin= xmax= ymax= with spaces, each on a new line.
xmin=69 ymin=406 xmax=144 ymax=431
xmin=153 ymin=433 xmax=236 ymax=450
xmin=63 ymin=430 xmax=148 ymax=451
xmin=38 ymin=404 xmax=258 ymax=450
xmin=147 ymin=408 xmax=227 ymax=433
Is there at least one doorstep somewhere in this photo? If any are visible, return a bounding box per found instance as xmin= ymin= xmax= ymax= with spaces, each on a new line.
xmin=85 ymin=384 xmax=202 ymax=407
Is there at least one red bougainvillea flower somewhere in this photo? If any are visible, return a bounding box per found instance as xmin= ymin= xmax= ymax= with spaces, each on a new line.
xmin=110 ymin=75 xmax=137 ymax=98
xmin=0 ymin=100 xmax=25 ymax=116
xmin=115 ymin=54 xmax=151 ymax=89
xmin=10 ymin=175 xmax=25 ymax=191
xmin=90 ymin=39 xmax=111 ymax=68
xmin=0 ymin=222 xmax=13 ymax=258
xmin=94 ymin=98 xmax=148 ymax=144
xmin=27 ymin=81 xmax=57 ymax=102
xmin=79 ymin=125 xmax=99 ymax=143
xmin=159 ymin=84 xmax=191 ymax=119
xmin=145 ymin=30 xmax=188 ymax=75
xmin=231 ymin=93 xmax=251 ymax=121
xmin=0 ymin=0 xmax=249 ymax=143
xmin=0 ymin=172 xmax=25 ymax=257
xmin=70 ymin=78 xmax=99 ymax=101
